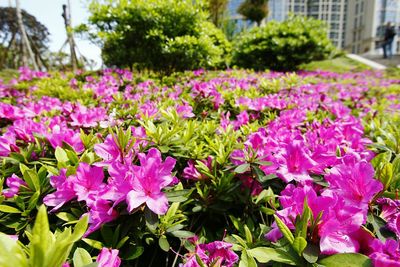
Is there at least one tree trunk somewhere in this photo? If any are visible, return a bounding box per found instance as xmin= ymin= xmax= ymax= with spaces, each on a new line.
xmin=15 ymin=0 xmax=38 ymax=70
xmin=63 ymin=0 xmax=78 ymax=71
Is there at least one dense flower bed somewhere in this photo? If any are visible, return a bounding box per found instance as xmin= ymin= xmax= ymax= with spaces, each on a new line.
xmin=0 ymin=67 xmax=399 ymax=266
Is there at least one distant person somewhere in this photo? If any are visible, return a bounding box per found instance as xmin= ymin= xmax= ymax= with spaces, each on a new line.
xmin=383 ymin=22 xmax=396 ymax=59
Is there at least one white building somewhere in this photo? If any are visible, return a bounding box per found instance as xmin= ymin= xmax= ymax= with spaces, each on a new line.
xmin=263 ymin=0 xmax=400 ymax=55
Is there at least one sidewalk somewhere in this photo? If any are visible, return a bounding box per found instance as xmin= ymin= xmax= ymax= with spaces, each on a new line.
xmin=363 ymin=54 xmax=400 ymax=68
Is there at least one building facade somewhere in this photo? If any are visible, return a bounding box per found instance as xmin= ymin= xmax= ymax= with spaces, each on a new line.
xmin=255 ymin=0 xmax=400 ymax=54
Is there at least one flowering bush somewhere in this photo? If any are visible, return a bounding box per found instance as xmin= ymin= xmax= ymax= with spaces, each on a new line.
xmin=0 ymin=67 xmax=399 ymax=266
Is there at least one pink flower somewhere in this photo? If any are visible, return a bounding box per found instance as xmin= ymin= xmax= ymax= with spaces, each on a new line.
xmin=73 ymin=163 xmax=106 ymax=205
xmin=0 ymin=132 xmax=17 ymax=157
xmin=47 ymin=125 xmax=84 ymax=153
xmin=126 ymin=148 xmax=176 ymax=215
xmin=94 ymin=134 xmax=129 ymax=166
xmin=233 ymin=110 xmax=249 ymax=129
xmin=2 ymin=174 xmax=27 ymax=198
xmin=97 ymin=248 xmax=121 ymax=267
xmin=86 ymin=199 xmax=118 ymax=235
xmin=276 ymin=140 xmax=317 ymax=183
xmin=182 ymin=241 xmax=238 ymax=267
xmin=325 ymin=161 xmax=383 ymax=210
xmin=369 ymin=239 xmax=400 ymax=267
xmin=182 ymin=157 xmax=212 ymax=180
xmin=43 ymin=169 xmax=76 ymax=211
xmin=377 ymin=198 xmax=400 ymax=239
xmin=318 ymin=198 xmax=365 ymax=254
xmin=70 ymin=105 xmax=107 ymax=128
xmin=176 ymin=102 xmax=195 ymax=118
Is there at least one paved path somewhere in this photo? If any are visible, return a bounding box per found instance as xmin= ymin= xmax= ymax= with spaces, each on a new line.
xmin=363 ymin=54 xmax=400 ymax=68
xmin=347 ymin=54 xmax=387 ymax=70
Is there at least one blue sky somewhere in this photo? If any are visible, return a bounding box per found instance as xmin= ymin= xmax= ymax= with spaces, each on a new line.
xmin=0 ymin=0 xmax=102 ymax=68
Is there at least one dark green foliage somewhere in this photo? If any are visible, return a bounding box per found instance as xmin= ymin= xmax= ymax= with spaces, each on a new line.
xmin=237 ymin=0 xmax=269 ymax=26
xmin=85 ymin=0 xmax=231 ymax=72
xmin=207 ymin=0 xmax=229 ymax=27
xmin=232 ymin=15 xmax=335 ymax=71
xmin=0 ymin=7 xmax=49 ymax=70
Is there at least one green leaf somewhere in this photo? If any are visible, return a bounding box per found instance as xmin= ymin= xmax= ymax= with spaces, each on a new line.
xmin=170 ymin=230 xmax=195 ymax=239
xmin=166 ymin=189 xmax=191 ymax=202
xmin=234 ymin=163 xmax=250 ymax=174
xmin=247 ymin=247 xmax=298 ymax=265
xmin=244 ymin=225 xmax=253 ymax=244
xmin=159 ymin=236 xmax=170 ymax=252
xmin=274 ymin=215 xmax=294 ymax=244
xmin=303 ymin=243 xmax=319 ymax=263
xmin=0 ymin=233 xmax=28 ymax=267
xmin=30 ymin=205 xmax=51 ymax=267
xmin=379 ymin=163 xmax=393 ymax=191
xmin=318 ymin=253 xmax=372 ymax=267
xmin=55 ymin=147 xmax=69 ymax=163
xmin=73 ymin=248 xmax=93 ymax=267
xmin=56 ymin=212 xmax=77 ymax=222
xmin=0 ymin=205 xmax=21 ymax=213
xmin=232 ymin=234 xmax=248 ymax=248
xmin=83 ymin=238 xmax=104 ymax=250
xmin=22 ymin=169 xmax=40 ymax=191
xmin=293 ymin=236 xmax=307 ymax=255
xmin=195 ymin=254 xmax=207 ymax=267
xmin=239 ymin=250 xmax=257 ymax=267
xmin=69 ymin=215 xmax=89 ymax=243
xmin=124 ymin=245 xmax=144 ymax=260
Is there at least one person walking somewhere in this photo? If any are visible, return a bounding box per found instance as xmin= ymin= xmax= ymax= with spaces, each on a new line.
xmin=383 ymin=22 xmax=396 ymax=59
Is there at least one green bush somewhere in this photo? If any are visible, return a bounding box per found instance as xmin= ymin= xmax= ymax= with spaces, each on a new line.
xmin=232 ymin=15 xmax=335 ymax=71
xmin=85 ymin=0 xmax=231 ymax=72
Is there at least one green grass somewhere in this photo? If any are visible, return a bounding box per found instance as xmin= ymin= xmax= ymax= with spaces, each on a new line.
xmin=301 ymin=56 xmax=370 ymax=73
xmin=0 ymin=69 xmax=19 ymax=83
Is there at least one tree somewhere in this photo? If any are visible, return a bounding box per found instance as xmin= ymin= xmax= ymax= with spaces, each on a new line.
xmin=207 ymin=0 xmax=229 ymax=28
xmin=84 ymin=0 xmax=231 ymax=73
xmin=15 ymin=0 xmax=38 ymax=70
xmin=232 ymin=15 xmax=335 ymax=71
xmin=237 ymin=0 xmax=269 ymax=26
xmin=0 ymin=6 xmax=49 ymax=70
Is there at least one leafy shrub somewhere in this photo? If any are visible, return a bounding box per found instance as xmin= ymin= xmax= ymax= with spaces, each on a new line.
xmin=232 ymin=15 xmax=335 ymax=71
xmin=85 ymin=0 xmax=231 ymax=72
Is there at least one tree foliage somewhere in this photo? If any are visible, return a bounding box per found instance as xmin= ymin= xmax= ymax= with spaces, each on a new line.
xmin=0 ymin=7 xmax=49 ymax=69
xmin=207 ymin=0 xmax=229 ymax=27
xmin=237 ymin=0 xmax=269 ymax=26
xmin=84 ymin=0 xmax=231 ymax=73
xmin=232 ymin=15 xmax=335 ymax=71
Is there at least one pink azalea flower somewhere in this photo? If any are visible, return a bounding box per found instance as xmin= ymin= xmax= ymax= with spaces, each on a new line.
xmin=369 ymin=239 xmax=400 ymax=267
xmin=47 ymin=125 xmax=84 ymax=153
xmin=94 ymin=134 xmax=130 ymax=166
xmin=85 ymin=199 xmax=118 ymax=235
xmin=2 ymin=174 xmax=27 ymax=198
xmin=233 ymin=110 xmax=249 ymax=129
xmin=97 ymin=248 xmax=121 ymax=267
xmin=182 ymin=157 xmax=212 ymax=180
xmin=176 ymin=102 xmax=195 ymax=118
xmin=0 ymin=132 xmax=17 ymax=157
xmin=126 ymin=148 xmax=176 ymax=215
xmin=318 ymin=198 xmax=365 ymax=254
xmin=325 ymin=161 xmax=383 ymax=210
xmin=182 ymin=241 xmax=238 ymax=267
xmin=70 ymin=105 xmax=107 ymax=128
xmin=73 ymin=163 xmax=106 ymax=205
xmin=43 ymin=169 xmax=76 ymax=211
xmin=276 ymin=140 xmax=317 ymax=183
xmin=10 ymin=119 xmax=47 ymax=143
xmin=377 ymin=198 xmax=400 ymax=239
